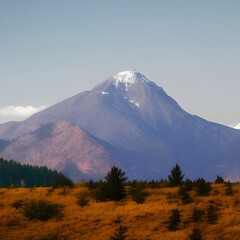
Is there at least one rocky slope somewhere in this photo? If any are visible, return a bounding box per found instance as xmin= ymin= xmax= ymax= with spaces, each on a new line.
xmin=0 ymin=121 xmax=115 ymax=181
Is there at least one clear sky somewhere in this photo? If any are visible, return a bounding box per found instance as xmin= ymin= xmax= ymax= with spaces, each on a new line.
xmin=0 ymin=0 xmax=239 ymax=125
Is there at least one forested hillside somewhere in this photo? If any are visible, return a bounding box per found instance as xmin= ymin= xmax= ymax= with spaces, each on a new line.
xmin=0 ymin=158 xmax=72 ymax=188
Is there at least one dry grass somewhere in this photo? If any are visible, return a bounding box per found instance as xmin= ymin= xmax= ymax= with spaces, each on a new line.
xmin=0 ymin=184 xmax=240 ymax=239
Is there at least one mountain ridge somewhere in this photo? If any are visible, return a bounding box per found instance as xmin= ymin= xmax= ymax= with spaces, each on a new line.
xmin=0 ymin=120 xmax=115 ymax=181
xmin=0 ymin=70 xmax=239 ymax=180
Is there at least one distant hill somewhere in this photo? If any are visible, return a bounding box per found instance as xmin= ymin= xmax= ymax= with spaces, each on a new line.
xmin=0 ymin=158 xmax=72 ymax=188
xmin=0 ymin=120 xmax=115 ymax=181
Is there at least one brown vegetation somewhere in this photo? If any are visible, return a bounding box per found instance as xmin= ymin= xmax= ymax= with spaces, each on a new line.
xmin=0 ymin=183 xmax=240 ymax=239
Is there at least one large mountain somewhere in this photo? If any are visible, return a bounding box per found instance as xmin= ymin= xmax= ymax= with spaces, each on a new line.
xmin=0 ymin=70 xmax=239 ymax=180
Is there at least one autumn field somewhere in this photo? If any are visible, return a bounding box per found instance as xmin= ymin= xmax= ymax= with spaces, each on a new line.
xmin=0 ymin=183 xmax=240 ymax=240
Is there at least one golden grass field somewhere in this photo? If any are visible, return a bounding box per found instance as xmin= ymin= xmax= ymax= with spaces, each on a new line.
xmin=0 ymin=183 xmax=240 ymax=240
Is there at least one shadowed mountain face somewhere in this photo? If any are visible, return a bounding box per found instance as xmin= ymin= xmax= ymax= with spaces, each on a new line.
xmin=0 ymin=70 xmax=239 ymax=180
xmin=0 ymin=121 xmax=115 ymax=181
xmin=0 ymin=139 xmax=11 ymax=152
xmin=204 ymin=135 xmax=240 ymax=182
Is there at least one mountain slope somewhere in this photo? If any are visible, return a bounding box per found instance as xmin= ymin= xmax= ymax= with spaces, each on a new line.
xmin=204 ymin=135 xmax=240 ymax=181
xmin=0 ymin=139 xmax=11 ymax=152
xmin=0 ymin=70 xmax=239 ymax=180
xmin=0 ymin=121 xmax=115 ymax=181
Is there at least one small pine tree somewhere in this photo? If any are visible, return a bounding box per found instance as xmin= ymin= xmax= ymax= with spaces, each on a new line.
xmin=87 ymin=179 xmax=96 ymax=189
xmin=95 ymin=181 xmax=108 ymax=202
xmin=215 ymin=175 xmax=224 ymax=184
xmin=191 ymin=208 xmax=204 ymax=222
xmin=194 ymin=178 xmax=211 ymax=196
xmin=168 ymin=209 xmax=181 ymax=231
xmin=225 ymin=182 xmax=233 ymax=196
xmin=188 ymin=228 xmax=202 ymax=240
xmin=184 ymin=178 xmax=193 ymax=191
xmin=178 ymin=186 xmax=193 ymax=205
xmin=130 ymin=187 xmax=148 ymax=204
xmin=208 ymin=204 xmax=217 ymax=224
xmin=77 ymin=193 xmax=89 ymax=207
xmin=111 ymin=226 xmax=128 ymax=240
xmin=168 ymin=164 xmax=184 ymax=187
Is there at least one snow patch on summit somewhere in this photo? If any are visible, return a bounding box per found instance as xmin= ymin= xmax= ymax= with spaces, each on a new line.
xmin=229 ymin=123 xmax=240 ymax=130
xmin=113 ymin=70 xmax=149 ymax=91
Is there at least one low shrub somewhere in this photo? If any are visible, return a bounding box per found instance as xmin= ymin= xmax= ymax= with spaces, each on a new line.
xmin=45 ymin=188 xmax=54 ymax=197
xmin=111 ymin=226 xmax=128 ymax=240
xmin=130 ymin=187 xmax=148 ymax=204
xmin=12 ymin=199 xmax=24 ymax=209
xmin=234 ymin=199 xmax=240 ymax=205
xmin=188 ymin=228 xmax=202 ymax=240
xmin=113 ymin=215 xmax=122 ymax=224
xmin=213 ymin=189 xmax=220 ymax=196
xmin=40 ymin=233 xmax=59 ymax=240
xmin=23 ymin=200 xmax=63 ymax=221
xmin=58 ymin=187 xmax=71 ymax=196
xmin=7 ymin=219 xmax=20 ymax=226
xmin=77 ymin=193 xmax=89 ymax=207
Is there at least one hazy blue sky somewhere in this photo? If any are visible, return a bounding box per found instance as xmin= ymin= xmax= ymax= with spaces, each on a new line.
xmin=0 ymin=0 xmax=240 ymax=125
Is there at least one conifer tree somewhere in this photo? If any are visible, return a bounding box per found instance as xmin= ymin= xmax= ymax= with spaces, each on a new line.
xmin=189 ymin=228 xmax=202 ymax=240
xmin=105 ymin=166 xmax=128 ymax=201
xmin=215 ymin=175 xmax=224 ymax=184
xmin=194 ymin=178 xmax=211 ymax=196
xmin=208 ymin=204 xmax=217 ymax=224
xmin=96 ymin=166 xmax=128 ymax=202
xmin=168 ymin=164 xmax=184 ymax=187
xmin=225 ymin=182 xmax=233 ymax=196
xmin=168 ymin=209 xmax=181 ymax=231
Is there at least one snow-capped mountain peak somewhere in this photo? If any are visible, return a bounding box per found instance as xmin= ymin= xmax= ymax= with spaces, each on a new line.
xmin=1 ymin=70 xmax=240 ymax=181
xmin=113 ymin=70 xmax=150 ymax=90
xmin=92 ymin=70 xmax=156 ymax=94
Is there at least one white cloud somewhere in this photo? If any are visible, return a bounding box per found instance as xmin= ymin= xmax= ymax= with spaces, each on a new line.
xmin=0 ymin=105 xmax=47 ymax=123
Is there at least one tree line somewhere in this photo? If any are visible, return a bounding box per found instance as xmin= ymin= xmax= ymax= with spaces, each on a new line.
xmin=0 ymin=158 xmax=72 ymax=188
xmin=85 ymin=164 xmax=230 ymax=203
